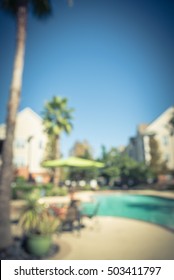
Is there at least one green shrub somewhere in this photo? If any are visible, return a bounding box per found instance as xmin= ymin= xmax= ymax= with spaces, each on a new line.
xmin=15 ymin=176 xmax=27 ymax=184
xmin=100 ymin=186 xmax=109 ymax=190
xmin=39 ymin=183 xmax=53 ymax=190
xmin=12 ymin=185 xmax=33 ymax=200
xmin=81 ymin=184 xmax=91 ymax=191
xmin=19 ymin=199 xmax=60 ymax=235
xmin=11 ymin=183 xmax=68 ymax=199
xmin=11 ymin=184 xmax=40 ymax=200
xmin=45 ymin=187 xmax=68 ymax=197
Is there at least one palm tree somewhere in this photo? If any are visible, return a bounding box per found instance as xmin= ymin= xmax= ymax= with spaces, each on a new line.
xmin=0 ymin=0 xmax=73 ymax=250
xmin=0 ymin=0 xmax=52 ymax=251
xmin=42 ymin=96 xmax=74 ymax=186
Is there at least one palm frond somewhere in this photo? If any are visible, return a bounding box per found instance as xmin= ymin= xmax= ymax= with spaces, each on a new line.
xmin=1 ymin=0 xmax=28 ymax=15
xmin=31 ymin=0 xmax=52 ymax=18
xmin=42 ymin=95 xmax=74 ymax=137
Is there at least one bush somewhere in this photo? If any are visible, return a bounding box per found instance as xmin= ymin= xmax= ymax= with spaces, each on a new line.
xmin=15 ymin=176 xmax=27 ymax=184
xmin=19 ymin=199 xmax=60 ymax=235
xmin=100 ymin=186 xmax=109 ymax=190
xmin=11 ymin=184 xmax=37 ymax=200
xmin=81 ymin=184 xmax=91 ymax=191
xmin=45 ymin=186 xmax=68 ymax=197
xmin=11 ymin=182 xmax=68 ymax=200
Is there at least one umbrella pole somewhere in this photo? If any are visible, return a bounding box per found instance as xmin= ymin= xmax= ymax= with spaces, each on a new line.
xmin=69 ymin=185 xmax=75 ymax=201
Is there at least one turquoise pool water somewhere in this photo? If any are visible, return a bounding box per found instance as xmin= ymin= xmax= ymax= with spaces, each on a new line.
xmin=82 ymin=194 xmax=174 ymax=231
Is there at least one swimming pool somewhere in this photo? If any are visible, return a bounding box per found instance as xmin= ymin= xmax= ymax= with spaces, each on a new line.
xmin=82 ymin=194 xmax=174 ymax=231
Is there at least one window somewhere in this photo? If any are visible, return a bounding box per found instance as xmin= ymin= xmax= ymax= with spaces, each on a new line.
xmin=164 ymin=154 xmax=170 ymax=162
xmin=15 ymin=139 xmax=25 ymax=148
xmin=163 ymin=135 xmax=168 ymax=146
xmin=39 ymin=140 xmax=43 ymax=149
xmin=14 ymin=157 xmax=26 ymax=167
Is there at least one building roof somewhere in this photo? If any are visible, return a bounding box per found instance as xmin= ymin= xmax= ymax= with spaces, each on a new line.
xmin=0 ymin=108 xmax=42 ymax=127
xmin=18 ymin=107 xmax=42 ymax=122
xmin=137 ymin=123 xmax=148 ymax=134
xmin=147 ymin=106 xmax=174 ymax=128
xmin=0 ymin=108 xmax=43 ymax=139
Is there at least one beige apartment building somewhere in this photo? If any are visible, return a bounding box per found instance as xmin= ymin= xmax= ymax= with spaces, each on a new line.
xmin=126 ymin=106 xmax=174 ymax=171
xmin=0 ymin=108 xmax=49 ymax=183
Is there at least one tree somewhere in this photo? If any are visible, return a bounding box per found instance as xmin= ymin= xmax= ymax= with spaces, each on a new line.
xmin=44 ymin=135 xmax=57 ymax=162
xmin=99 ymin=147 xmax=120 ymax=184
xmin=99 ymin=146 xmax=149 ymax=186
xmin=0 ymin=0 xmax=52 ymax=251
xmin=0 ymin=0 xmax=73 ymax=250
xmin=149 ymin=135 xmax=165 ymax=175
xmin=42 ymin=96 xmax=74 ymax=186
xmin=68 ymin=140 xmax=97 ymax=182
xmin=70 ymin=140 xmax=93 ymax=159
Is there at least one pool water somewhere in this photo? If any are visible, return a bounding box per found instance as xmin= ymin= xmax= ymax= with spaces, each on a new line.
xmin=82 ymin=194 xmax=174 ymax=231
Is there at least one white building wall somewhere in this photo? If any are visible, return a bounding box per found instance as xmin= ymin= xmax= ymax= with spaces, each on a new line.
xmin=0 ymin=124 xmax=6 ymax=139
xmin=14 ymin=108 xmax=47 ymax=173
xmin=143 ymin=135 xmax=151 ymax=163
xmin=136 ymin=133 xmax=145 ymax=163
xmin=0 ymin=108 xmax=48 ymax=174
xmin=145 ymin=107 xmax=174 ymax=170
xmin=126 ymin=106 xmax=174 ymax=170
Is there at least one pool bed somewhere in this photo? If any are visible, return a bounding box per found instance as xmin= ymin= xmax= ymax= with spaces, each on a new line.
xmin=82 ymin=194 xmax=174 ymax=231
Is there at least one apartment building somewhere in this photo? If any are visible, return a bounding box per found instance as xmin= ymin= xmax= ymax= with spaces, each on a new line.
xmin=0 ymin=108 xmax=49 ymax=183
xmin=126 ymin=106 xmax=174 ymax=170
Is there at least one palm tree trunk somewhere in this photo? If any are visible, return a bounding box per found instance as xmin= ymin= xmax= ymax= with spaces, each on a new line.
xmin=53 ymin=136 xmax=60 ymax=187
xmin=0 ymin=5 xmax=27 ymax=250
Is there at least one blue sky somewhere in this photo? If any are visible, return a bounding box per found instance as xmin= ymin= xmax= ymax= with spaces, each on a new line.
xmin=0 ymin=0 xmax=174 ymax=157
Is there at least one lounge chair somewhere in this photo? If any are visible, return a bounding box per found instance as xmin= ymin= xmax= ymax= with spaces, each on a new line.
xmin=82 ymin=202 xmax=100 ymax=228
xmin=59 ymin=201 xmax=81 ymax=233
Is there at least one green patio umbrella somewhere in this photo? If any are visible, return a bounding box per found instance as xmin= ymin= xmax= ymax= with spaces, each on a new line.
xmin=42 ymin=156 xmax=104 ymax=168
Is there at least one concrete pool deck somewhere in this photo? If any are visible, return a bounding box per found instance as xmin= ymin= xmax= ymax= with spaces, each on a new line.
xmin=50 ymin=216 xmax=174 ymax=260
xmin=11 ymin=190 xmax=174 ymax=260
xmin=44 ymin=190 xmax=174 ymax=260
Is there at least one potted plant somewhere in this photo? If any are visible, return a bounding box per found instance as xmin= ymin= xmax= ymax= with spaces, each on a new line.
xmin=19 ymin=199 xmax=59 ymax=257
